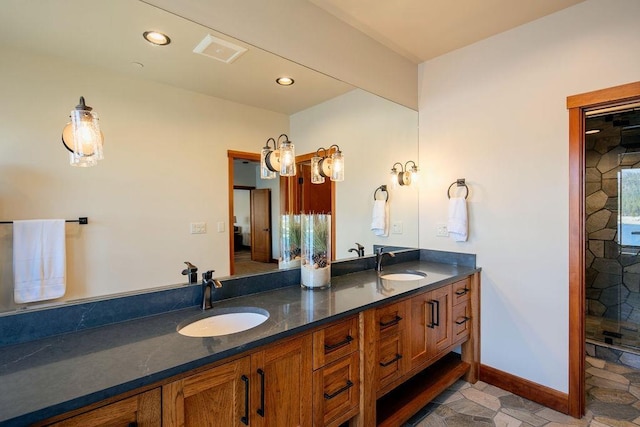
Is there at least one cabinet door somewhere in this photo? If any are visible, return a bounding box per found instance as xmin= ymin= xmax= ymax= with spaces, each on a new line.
xmin=428 ymin=285 xmax=452 ymax=356
xmin=163 ymin=356 xmax=251 ymax=427
xmin=48 ymin=388 xmax=160 ymax=427
xmin=409 ymin=285 xmax=452 ymax=370
xmin=251 ymin=334 xmax=313 ymax=427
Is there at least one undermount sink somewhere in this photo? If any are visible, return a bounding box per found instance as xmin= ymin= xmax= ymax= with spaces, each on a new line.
xmin=380 ymin=271 xmax=427 ymax=281
xmin=178 ymin=307 xmax=269 ymax=337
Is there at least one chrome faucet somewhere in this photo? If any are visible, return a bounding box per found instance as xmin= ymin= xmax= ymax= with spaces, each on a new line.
xmin=201 ymin=270 xmax=222 ymax=310
xmin=375 ymin=247 xmax=395 ymax=272
xmin=348 ymin=242 xmax=365 ymax=257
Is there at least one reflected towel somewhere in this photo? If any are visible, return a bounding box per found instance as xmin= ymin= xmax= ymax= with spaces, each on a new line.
xmin=13 ymin=219 xmax=66 ymax=303
xmin=448 ymin=197 xmax=468 ymax=242
xmin=371 ymin=200 xmax=389 ymax=237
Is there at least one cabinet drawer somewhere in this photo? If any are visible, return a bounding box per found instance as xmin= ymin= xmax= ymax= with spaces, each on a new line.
xmin=376 ymin=301 xmax=406 ymax=340
xmin=313 ymin=353 xmax=360 ymax=427
xmin=313 ymin=316 xmax=359 ymax=369
xmin=377 ymin=333 xmax=405 ymax=391
xmin=452 ymin=302 xmax=471 ymax=343
xmin=452 ymin=278 xmax=471 ymax=305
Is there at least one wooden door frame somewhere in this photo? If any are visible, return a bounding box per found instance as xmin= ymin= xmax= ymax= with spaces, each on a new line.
xmin=567 ymin=81 xmax=640 ymax=418
xmin=228 ymin=150 xmax=261 ymax=276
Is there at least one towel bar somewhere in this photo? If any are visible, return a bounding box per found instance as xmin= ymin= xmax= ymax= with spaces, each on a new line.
xmin=447 ymin=179 xmax=469 ymax=199
xmin=374 ymin=185 xmax=389 ymax=201
xmin=0 ymin=217 xmax=88 ymax=225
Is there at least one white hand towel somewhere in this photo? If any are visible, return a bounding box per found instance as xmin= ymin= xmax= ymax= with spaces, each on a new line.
xmin=448 ymin=197 xmax=468 ymax=242
xmin=371 ymin=200 xmax=389 ymax=237
xmin=13 ymin=219 xmax=66 ymax=303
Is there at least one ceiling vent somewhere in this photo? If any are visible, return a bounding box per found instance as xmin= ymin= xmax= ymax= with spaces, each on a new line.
xmin=193 ymin=34 xmax=247 ymax=64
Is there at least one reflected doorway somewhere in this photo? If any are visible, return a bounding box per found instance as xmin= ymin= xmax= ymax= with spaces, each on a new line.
xmin=228 ymin=151 xmax=278 ymax=276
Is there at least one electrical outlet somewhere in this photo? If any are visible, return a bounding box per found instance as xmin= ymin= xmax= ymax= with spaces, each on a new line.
xmin=190 ymin=222 xmax=207 ymax=234
xmin=436 ymin=223 xmax=449 ymax=237
xmin=391 ymin=221 xmax=403 ymax=234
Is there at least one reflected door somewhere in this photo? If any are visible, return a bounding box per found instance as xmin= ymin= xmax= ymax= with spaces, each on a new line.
xmin=251 ymin=189 xmax=272 ymax=262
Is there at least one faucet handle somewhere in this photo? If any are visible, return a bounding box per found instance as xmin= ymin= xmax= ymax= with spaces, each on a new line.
xmin=202 ymin=270 xmax=215 ymax=281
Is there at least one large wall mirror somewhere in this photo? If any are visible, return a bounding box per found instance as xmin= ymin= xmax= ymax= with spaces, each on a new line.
xmin=0 ymin=0 xmax=418 ymax=313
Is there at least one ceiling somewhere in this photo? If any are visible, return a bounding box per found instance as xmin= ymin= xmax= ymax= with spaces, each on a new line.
xmin=0 ymin=0 xmax=353 ymax=115
xmin=309 ymin=0 xmax=586 ymax=63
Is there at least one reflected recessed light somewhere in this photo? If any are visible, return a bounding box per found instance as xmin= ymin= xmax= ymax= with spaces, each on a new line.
xmin=143 ymin=31 xmax=171 ymax=46
xmin=585 ymin=129 xmax=601 ymax=135
xmin=276 ymin=77 xmax=294 ymax=86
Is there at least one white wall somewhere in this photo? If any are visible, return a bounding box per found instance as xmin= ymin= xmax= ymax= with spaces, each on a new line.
xmin=418 ymin=0 xmax=640 ymax=392
xmin=0 ymin=46 xmax=288 ymax=309
xmin=291 ymin=89 xmax=419 ymax=259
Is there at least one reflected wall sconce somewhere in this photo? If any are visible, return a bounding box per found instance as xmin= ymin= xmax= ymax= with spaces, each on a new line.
xmin=311 ymin=145 xmax=344 ymax=184
xmin=390 ymin=160 xmax=419 ymax=188
xmin=61 ymin=96 xmax=104 ymax=167
xmin=260 ymin=133 xmax=296 ymax=179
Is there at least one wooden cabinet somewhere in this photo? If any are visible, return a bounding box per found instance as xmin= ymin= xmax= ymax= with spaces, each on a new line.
xmin=408 ymin=284 xmax=453 ymax=371
xmin=251 ymin=334 xmax=313 ymax=427
xmin=163 ymin=357 xmax=251 ymax=427
xmin=374 ymin=301 xmax=408 ymax=393
xmin=312 ymin=317 xmax=360 ymax=427
xmin=46 ymin=389 xmax=160 ymax=427
xmin=164 ymin=334 xmax=312 ymax=427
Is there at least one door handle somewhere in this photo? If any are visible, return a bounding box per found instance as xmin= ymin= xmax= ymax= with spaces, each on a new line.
xmin=257 ymin=368 xmax=265 ymax=417
xmin=241 ymin=375 xmax=249 ymax=425
xmin=426 ymin=301 xmax=435 ymax=328
xmin=324 ymin=380 xmax=354 ymax=400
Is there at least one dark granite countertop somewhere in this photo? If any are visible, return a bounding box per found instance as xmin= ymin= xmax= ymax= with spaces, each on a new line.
xmin=0 ymin=260 xmax=477 ymax=426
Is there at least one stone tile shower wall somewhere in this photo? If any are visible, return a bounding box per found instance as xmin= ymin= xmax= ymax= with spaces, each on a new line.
xmin=586 ymin=135 xmax=640 ymax=325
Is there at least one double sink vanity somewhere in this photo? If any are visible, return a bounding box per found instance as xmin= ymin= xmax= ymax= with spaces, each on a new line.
xmin=0 ymin=249 xmax=480 ymax=426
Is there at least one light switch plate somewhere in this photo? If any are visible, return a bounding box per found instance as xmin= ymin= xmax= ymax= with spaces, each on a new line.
xmin=190 ymin=222 xmax=207 ymax=234
xmin=391 ymin=221 xmax=403 ymax=234
xmin=217 ymin=221 xmax=225 ymax=233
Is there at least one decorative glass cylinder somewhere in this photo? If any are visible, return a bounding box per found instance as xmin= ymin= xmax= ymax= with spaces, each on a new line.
xmin=330 ymin=150 xmax=344 ymax=181
xmin=279 ymin=140 xmax=296 ymax=176
xmin=279 ymin=214 xmax=301 ymax=269
xmin=301 ymin=213 xmax=331 ymax=289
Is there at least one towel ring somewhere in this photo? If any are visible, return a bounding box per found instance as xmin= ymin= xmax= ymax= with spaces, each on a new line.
xmin=447 ymin=179 xmax=469 ymax=199
xmin=374 ymin=185 xmax=389 ymax=202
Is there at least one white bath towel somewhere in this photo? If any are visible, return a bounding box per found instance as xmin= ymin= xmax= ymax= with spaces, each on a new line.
xmin=371 ymin=200 xmax=389 ymax=237
xmin=448 ymin=197 xmax=468 ymax=242
xmin=13 ymin=219 xmax=66 ymax=303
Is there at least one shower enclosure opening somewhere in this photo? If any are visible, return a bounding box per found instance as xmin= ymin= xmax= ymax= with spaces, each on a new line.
xmin=585 ymin=104 xmax=640 ymax=352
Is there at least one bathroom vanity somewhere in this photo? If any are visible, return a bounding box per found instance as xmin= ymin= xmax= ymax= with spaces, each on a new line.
xmin=0 ymin=253 xmax=479 ymax=426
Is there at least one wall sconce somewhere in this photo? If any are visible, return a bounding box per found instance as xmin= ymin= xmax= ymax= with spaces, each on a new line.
xmin=61 ymin=96 xmax=104 ymax=167
xmin=390 ymin=160 xmax=419 ymax=188
xmin=311 ymin=145 xmax=344 ymax=184
xmin=260 ymin=133 xmax=296 ymax=179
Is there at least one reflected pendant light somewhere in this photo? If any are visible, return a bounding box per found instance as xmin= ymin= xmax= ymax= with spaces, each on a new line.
xmin=61 ymin=96 xmax=104 ymax=167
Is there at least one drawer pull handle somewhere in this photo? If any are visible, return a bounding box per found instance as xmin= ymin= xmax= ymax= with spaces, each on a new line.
xmin=241 ymin=375 xmax=249 ymax=425
xmin=426 ymin=301 xmax=438 ymax=328
xmin=324 ymin=380 xmax=354 ymax=400
xmin=379 ymin=315 xmax=402 ymax=328
xmin=455 ymin=288 xmax=470 ymax=296
xmin=324 ymin=335 xmax=354 ymax=351
xmin=455 ymin=316 xmax=471 ymax=325
xmin=379 ymin=353 xmax=403 ymax=367
xmin=257 ymin=368 xmax=265 ymax=417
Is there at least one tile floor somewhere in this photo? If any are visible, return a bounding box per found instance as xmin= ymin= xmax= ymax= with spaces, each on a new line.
xmin=407 ymin=356 xmax=640 ymax=426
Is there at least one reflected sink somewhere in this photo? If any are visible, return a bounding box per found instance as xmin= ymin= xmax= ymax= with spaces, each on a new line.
xmin=178 ymin=307 xmax=269 ymax=337
xmin=380 ymin=271 xmax=427 ymax=281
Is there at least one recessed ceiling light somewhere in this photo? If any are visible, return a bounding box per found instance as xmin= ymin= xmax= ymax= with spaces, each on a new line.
xmin=276 ymin=77 xmax=294 ymax=86
xmin=143 ymin=31 xmax=171 ymax=46
xmin=585 ymin=129 xmax=601 ymax=135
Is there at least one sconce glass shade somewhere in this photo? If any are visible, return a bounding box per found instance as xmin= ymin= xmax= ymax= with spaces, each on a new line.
xmin=260 ymin=146 xmax=277 ymax=179
xmin=279 ymin=140 xmax=296 ymax=176
xmin=390 ymin=167 xmax=400 ymax=189
xmin=330 ymin=150 xmax=344 ymax=182
xmin=311 ymin=155 xmax=325 ymax=184
xmin=62 ymin=97 xmax=103 ymax=167
xmin=410 ymin=165 xmax=420 ymax=184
